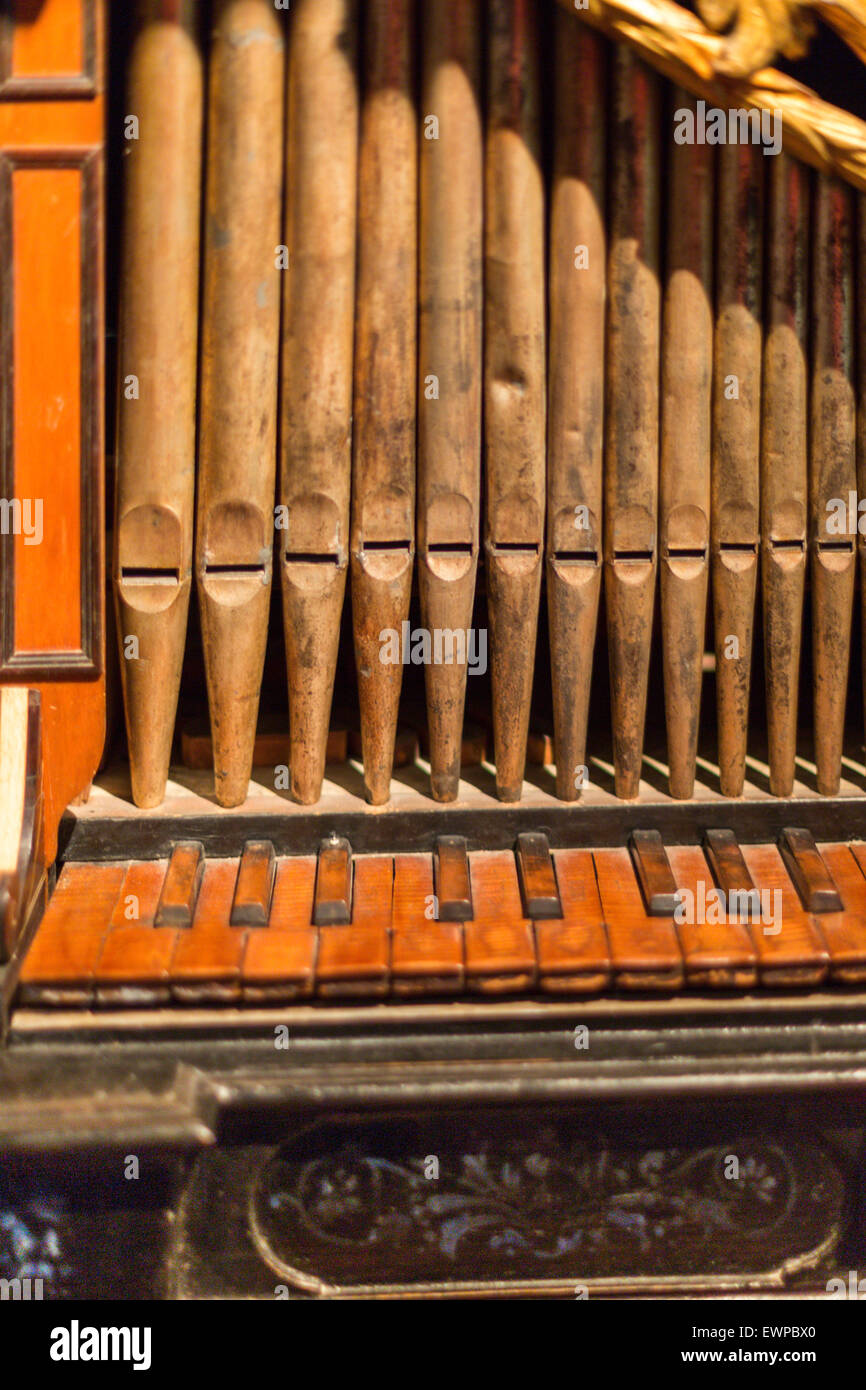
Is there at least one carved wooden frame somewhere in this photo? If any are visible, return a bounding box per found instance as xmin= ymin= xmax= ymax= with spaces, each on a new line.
xmin=0 ymin=146 xmax=102 ymax=681
xmin=0 ymin=0 xmax=97 ymax=100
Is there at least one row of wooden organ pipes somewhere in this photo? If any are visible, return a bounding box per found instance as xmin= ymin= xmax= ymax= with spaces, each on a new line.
xmin=115 ymin=0 xmax=866 ymax=811
xmin=19 ymin=828 xmax=866 ymax=1006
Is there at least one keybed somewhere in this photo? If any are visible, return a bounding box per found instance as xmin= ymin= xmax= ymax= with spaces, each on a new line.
xmin=19 ymin=831 xmax=866 ymax=1009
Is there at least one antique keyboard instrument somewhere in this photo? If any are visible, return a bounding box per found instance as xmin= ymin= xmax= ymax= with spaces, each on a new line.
xmin=3 ymin=0 xmax=866 ymax=1301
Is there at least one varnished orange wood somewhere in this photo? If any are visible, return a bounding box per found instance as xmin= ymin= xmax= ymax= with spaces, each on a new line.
xmin=819 ymin=844 xmax=866 ymax=981
xmin=316 ymin=855 xmax=392 ymax=997
xmin=10 ymin=0 xmax=86 ymax=79
xmin=18 ymin=861 xmax=123 ymax=1003
xmin=13 ymin=167 xmax=82 ymax=652
xmin=1 ymin=0 xmax=106 ymax=863
xmin=241 ymin=857 xmax=318 ymax=1001
xmin=391 ymin=853 xmax=463 ymax=994
xmin=464 ymin=850 xmax=536 ymax=993
xmin=169 ymin=860 xmax=246 ymax=1002
xmin=593 ymin=847 xmax=683 ymax=990
xmin=534 ymin=849 xmax=610 ymax=992
xmin=739 ymin=844 xmax=830 ymax=986
xmin=667 ymin=844 xmax=757 ymax=988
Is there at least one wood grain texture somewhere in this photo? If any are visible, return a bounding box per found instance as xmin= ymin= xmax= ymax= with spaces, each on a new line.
xmin=351 ymin=0 xmax=417 ymax=806
xmin=604 ymin=50 xmax=660 ymax=800
xmin=0 ymin=1 xmax=106 ymax=862
xmin=316 ymin=853 xmax=391 ymax=996
xmin=712 ymin=142 xmax=763 ymax=797
xmin=114 ymin=0 xmax=203 ymax=808
xmin=810 ymin=175 xmax=856 ymax=796
xmin=417 ymin=0 xmax=483 ymax=802
xmin=484 ymin=0 xmax=545 ymax=802
xmin=667 ymin=844 xmax=756 ymax=988
xmin=659 ymin=91 xmax=712 ymax=800
xmin=196 ymin=0 xmax=284 ymax=807
xmin=280 ymin=0 xmax=358 ymax=805
xmin=739 ymin=843 xmax=829 ymax=986
xmin=18 ymin=861 xmax=123 ymax=1005
xmin=169 ymin=859 xmax=246 ymax=1002
xmin=391 ymin=852 xmax=463 ymax=994
xmin=762 ymin=155 xmax=808 ymax=797
xmin=546 ymin=16 xmax=605 ymax=802
xmin=535 ymin=848 xmax=610 ymax=992
xmin=465 ymin=849 xmax=536 ymax=992
xmin=594 ymin=847 xmax=683 ymax=990
xmin=815 ymin=843 xmax=866 ymax=982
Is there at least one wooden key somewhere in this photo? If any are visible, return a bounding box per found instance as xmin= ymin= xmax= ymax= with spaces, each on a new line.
xmin=535 ymin=849 xmax=609 ymax=993
xmin=629 ymin=830 xmax=678 ymax=916
xmin=18 ymin=864 xmax=126 ymax=1007
xmin=739 ymin=844 xmax=830 ymax=987
xmin=778 ymin=828 xmax=843 ymax=914
xmin=464 ymin=851 xmax=536 ymax=993
xmin=95 ymin=861 xmax=177 ymax=1007
xmin=391 ymin=854 xmax=463 ymax=995
xmin=515 ymin=833 xmax=562 ymax=920
xmin=241 ymin=857 xmax=318 ymax=1002
xmin=434 ymin=836 xmax=473 ymax=922
xmin=313 ymin=836 xmax=353 ymax=925
xmin=316 ymin=856 xmax=392 ymax=998
xmin=667 ymin=845 xmax=757 ymax=989
xmin=155 ymin=842 xmax=204 ymax=927
xmin=703 ymin=828 xmax=759 ymax=917
xmin=268 ymin=856 xmax=317 ymax=930
xmin=814 ymin=845 xmax=866 ymax=983
xmin=593 ymin=848 xmax=683 ymax=990
xmin=170 ymin=860 xmax=246 ymax=1003
xmin=230 ymin=841 xmax=277 ymax=927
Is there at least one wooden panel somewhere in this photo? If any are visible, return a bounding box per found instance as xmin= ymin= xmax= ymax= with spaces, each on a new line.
xmin=0 ymin=0 xmax=105 ymax=865
xmin=0 ymin=150 xmax=101 ymax=676
xmin=1 ymin=0 xmax=95 ymax=98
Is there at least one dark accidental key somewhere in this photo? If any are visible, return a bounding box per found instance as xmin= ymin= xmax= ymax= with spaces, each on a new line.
xmin=703 ymin=828 xmax=759 ymax=916
xmin=628 ymin=830 xmax=678 ymax=916
xmin=515 ymin=832 xmax=562 ymax=919
xmin=230 ymin=841 xmax=277 ymax=926
xmin=778 ymin=827 xmax=843 ymax=914
xmin=313 ymin=835 xmax=353 ymax=925
xmin=155 ymin=841 xmax=205 ymax=927
xmin=434 ymin=835 xmax=473 ymax=921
